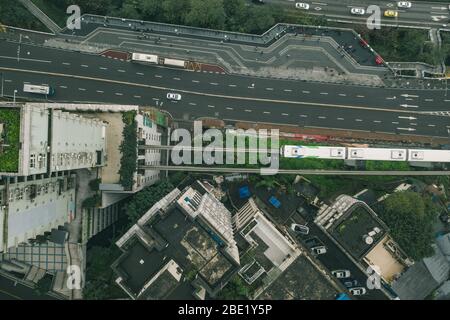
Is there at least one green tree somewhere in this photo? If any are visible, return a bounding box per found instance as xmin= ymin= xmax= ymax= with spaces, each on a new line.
xmin=379 ymin=191 xmax=438 ymax=260
xmin=125 ymin=180 xmax=174 ymax=222
xmin=185 ymin=0 xmax=226 ymax=29
xmin=162 ymin=0 xmax=189 ymax=25
xmin=141 ymin=0 xmax=163 ymax=21
xmin=217 ymin=276 xmax=249 ymax=299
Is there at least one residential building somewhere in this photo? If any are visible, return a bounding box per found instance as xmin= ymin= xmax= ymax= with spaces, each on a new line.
xmin=0 ymin=103 xmax=107 ymax=176
xmin=112 ymin=181 xmax=240 ymax=300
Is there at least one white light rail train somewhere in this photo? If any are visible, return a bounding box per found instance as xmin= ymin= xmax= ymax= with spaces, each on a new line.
xmin=281 ymin=145 xmax=450 ymax=163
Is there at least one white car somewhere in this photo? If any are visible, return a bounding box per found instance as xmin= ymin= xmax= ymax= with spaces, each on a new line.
xmin=311 ymin=246 xmax=327 ymax=255
xmin=166 ymin=93 xmax=181 ymax=101
xmin=397 ymin=1 xmax=412 ymax=8
xmin=331 ymin=270 xmax=351 ymax=279
xmin=349 ymin=287 xmax=367 ymax=296
xmin=350 ymin=7 xmax=365 ymax=15
xmin=295 ymin=3 xmax=310 ymax=10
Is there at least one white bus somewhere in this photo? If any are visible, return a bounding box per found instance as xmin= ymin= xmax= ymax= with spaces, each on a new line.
xmin=131 ymin=53 xmax=159 ymax=64
xmin=23 ymin=84 xmax=55 ymax=96
xmin=162 ymin=58 xmax=187 ymax=68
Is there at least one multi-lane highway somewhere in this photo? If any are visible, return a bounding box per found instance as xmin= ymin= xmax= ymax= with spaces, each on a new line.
xmin=0 ymin=39 xmax=449 ymax=138
xmin=267 ymin=0 xmax=450 ymax=28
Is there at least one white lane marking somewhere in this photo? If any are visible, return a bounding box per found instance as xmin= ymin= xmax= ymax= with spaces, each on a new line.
xmin=356 ymin=95 xmax=365 ymax=98
xmin=263 ymin=111 xmax=271 ymax=114
xmin=300 ymin=114 xmax=308 ymax=117
xmin=266 ymin=88 xmax=274 ymax=91
xmin=226 ymin=107 xmax=234 ymax=110
xmin=208 ymin=105 xmax=215 ymax=108
xmin=78 ymin=88 xmax=86 ymax=91
xmin=96 ymin=90 xmax=104 ymax=93
xmin=281 ymin=113 xmax=289 ymax=116
xmin=155 ymin=75 xmax=162 ymax=78
xmin=425 ymin=99 xmax=433 ymax=102
xmin=81 ymin=64 xmax=88 ymax=68
xmin=284 ymin=89 xmax=292 ymax=92
xmin=118 ymin=69 xmax=126 ymax=73
xmin=373 ymin=120 xmax=382 ymax=123
xmin=173 ymin=77 xmax=181 ymax=80
xmin=4 ymin=79 xmax=12 ymax=83
xmin=228 ymin=84 xmax=237 ymax=87
xmin=392 ymin=121 xmax=399 ymax=124
xmin=136 ymin=72 xmax=144 ymax=75
xmin=133 ymin=95 xmax=141 ymax=98
xmin=410 ymin=123 xmax=417 ymax=126
xmin=189 ymin=102 xmax=197 ymax=106
xmin=338 ymin=93 xmax=346 ymax=97
xmin=386 ymin=96 xmax=396 ymax=100
xmin=247 ymin=86 xmax=255 ymax=89
xmin=62 ymin=62 xmax=70 ymax=66
xmin=337 ymin=117 xmax=344 ymax=120
xmin=302 ymin=90 xmax=310 ymax=94
xmin=100 ymin=67 xmax=108 ymax=70
xmin=318 ymin=116 xmax=327 ymax=119
xmin=397 ymin=127 xmax=416 ymax=131
xmin=152 ymin=98 xmax=159 ymax=101
xmin=428 ymin=124 xmax=436 ymax=127
xmin=320 ymin=92 xmax=328 ymax=95
xmin=115 ymin=92 xmax=123 ymax=96
xmin=355 ymin=119 xmax=363 ymax=122
xmin=245 ymin=109 xmax=252 ymax=112
xmin=59 ymin=85 xmax=67 ymax=89
xmin=192 ymin=80 xmax=200 ymax=83
xmin=210 ymin=82 xmax=219 ymax=86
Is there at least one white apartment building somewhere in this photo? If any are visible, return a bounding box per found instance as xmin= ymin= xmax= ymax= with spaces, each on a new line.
xmin=0 ymin=173 xmax=76 ymax=252
xmin=0 ymin=103 xmax=107 ymax=176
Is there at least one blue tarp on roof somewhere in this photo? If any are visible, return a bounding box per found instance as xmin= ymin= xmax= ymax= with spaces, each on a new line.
xmin=269 ymin=196 xmax=281 ymax=208
xmin=239 ymin=186 xmax=251 ymax=199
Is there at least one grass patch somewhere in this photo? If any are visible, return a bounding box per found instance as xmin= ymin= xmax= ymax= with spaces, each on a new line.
xmin=0 ymin=107 xmax=21 ymax=172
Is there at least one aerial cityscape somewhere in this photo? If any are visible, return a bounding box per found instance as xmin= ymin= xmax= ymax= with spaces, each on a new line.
xmin=1 ymin=0 xmax=450 ymax=306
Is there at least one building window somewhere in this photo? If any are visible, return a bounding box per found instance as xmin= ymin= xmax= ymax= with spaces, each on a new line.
xmin=30 ymin=154 xmax=36 ymax=169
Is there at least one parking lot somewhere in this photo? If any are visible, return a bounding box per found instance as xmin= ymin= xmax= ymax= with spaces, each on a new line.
xmin=290 ymin=206 xmax=389 ymax=300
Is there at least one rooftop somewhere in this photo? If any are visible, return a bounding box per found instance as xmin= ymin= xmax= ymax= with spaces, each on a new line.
xmin=113 ymin=205 xmax=239 ymax=299
xmin=330 ymin=203 xmax=386 ymax=259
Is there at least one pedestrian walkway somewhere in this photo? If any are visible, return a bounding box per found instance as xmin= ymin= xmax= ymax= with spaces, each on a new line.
xmin=18 ymin=0 xmax=62 ymax=34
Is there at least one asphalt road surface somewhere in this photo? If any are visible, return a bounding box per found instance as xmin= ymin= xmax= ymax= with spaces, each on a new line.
xmin=266 ymin=0 xmax=450 ymax=28
xmin=1 ymin=40 xmax=449 ymax=138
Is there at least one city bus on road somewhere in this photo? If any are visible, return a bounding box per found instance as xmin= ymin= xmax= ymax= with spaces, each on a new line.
xmin=23 ymin=84 xmax=55 ymax=96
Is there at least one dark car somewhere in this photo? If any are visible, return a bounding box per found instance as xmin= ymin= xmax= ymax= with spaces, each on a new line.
xmin=252 ymin=0 xmax=265 ymax=4
xmin=342 ymin=279 xmax=359 ymax=288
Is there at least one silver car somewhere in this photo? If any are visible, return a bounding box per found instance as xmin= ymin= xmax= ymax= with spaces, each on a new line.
xmin=349 ymin=287 xmax=367 ymax=296
xmin=350 ymin=7 xmax=365 ymax=15
xmin=166 ymin=92 xmax=182 ymax=101
xmin=332 ymin=269 xmax=351 ymax=278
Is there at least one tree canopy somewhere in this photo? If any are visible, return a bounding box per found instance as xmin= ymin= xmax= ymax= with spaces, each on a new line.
xmin=379 ymin=191 xmax=438 ymax=261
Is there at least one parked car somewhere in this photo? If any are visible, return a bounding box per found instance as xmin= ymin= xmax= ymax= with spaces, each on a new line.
xmin=291 ymin=223 xmax=310 ymax=235
xmin=295 ymin=3 xmax=310 ymax=10
xmin=332 ymin=270 xmax=351 ymax=279
xmin=311 ymin=245 xmax=327 ymax=255
xmin=342 ymin=279 xmax=359 ymax=288
xmin=397 ymin=1 xmax=412 ymax=8
xmin=349 ymin=287 xmax=367 ymax=296
xmin=166 ymin=92 xmax=182 ymax=101
xmin=350 ymin=7 xmax=365 ymax=15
